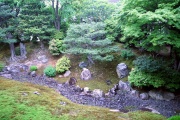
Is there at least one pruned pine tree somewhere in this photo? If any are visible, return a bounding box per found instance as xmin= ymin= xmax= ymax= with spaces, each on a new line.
xmin=64 ymin=22 xmax=119 ymax=64
xmin=0 ymin=2 xmax=17 ymax=61
xmin=18 ymin=0 xmax=55 ymax=48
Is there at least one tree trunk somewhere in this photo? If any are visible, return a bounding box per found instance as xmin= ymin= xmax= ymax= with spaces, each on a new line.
xmin=52 ymin=0 xmax=61 ymax=30
xmin=9 ymin=43 xmax=16 ymax=61
xmin=173 ymin=50 xmax=180 ymax=71
xmin=20 ymin=42 xmax=27 ymax=58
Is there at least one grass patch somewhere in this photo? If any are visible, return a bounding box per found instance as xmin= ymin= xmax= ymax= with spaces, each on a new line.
xmin=0 ymin=77 xmax=166 ymax=120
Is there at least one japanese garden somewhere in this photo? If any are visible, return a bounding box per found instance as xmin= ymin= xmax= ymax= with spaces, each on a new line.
xmin=0 ymin=0 xmax=180 ymax=120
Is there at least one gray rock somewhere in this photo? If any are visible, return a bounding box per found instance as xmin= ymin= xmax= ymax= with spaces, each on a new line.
xmin=68 ymin=77 xmax=77 ymax=85
xmin=37 ymin=55 xmax=46 ymax=61
xmin=116 ymin=63 xmax=129 ymax=78
xmin=92 ymin=89 xmax=104 ymax=98
xmin=0 ymin=74 xmax=12 ymax=79
xmin=84 ymin=87 xmax=90 ymax=93
xmin=33 ymin=91 xmax=40 ymax=95
xmin=149 ymin=90 xmax=175 ymax=101
xmin=80 ymin=68 xmax=92 ymax=80
xmin=140 ymin=93 xmax=149 ymax=100
xmin=106 ymin=80 xmax=112 ymax=85
xmin=118 ymin=81 xmax=131 ymax=91
xmin=30 ymin=71 xmax=36 ymax=77
xmin=64 ymin=70 xmax=71 ymax=77
xmin=79 ymin=61 xmax=88 ymax=68
xmin=42 ymin=59 xmax=48 ymax=63
xmin=22 ymin=65 xmax=29 ymax=72
xmin=74 ymin=85 xmax=83 ymax=92
xmin=144 ymin=106 xmax=160 ymax=114
xmin=131 ymin=90 xmax=140 ymax=98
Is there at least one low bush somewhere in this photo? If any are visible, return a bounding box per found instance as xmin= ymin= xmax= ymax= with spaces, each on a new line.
xmin=120 ymin=49 xmax=135 ymax=59
xmin=53 ymin=31 xmax=65 ymax=40
xmin=133 ymin=55 xmax=165 ymax=72
xmin=56 ymin=56 xmax=71 ymax=74
xmin=0 ymin=62 xmax=5 ymax=72
xmin=129 ymin=56 xmax=180 ymax=91
xmin=44 ymin=66 xmax=56 ymax=77
xmin=168 ymin=115 xmax=180 ymax=120
xmin=30 ymin=65 xmax=37 ymax=71
xmin=128 ymin=69 xmax=165 ymax=88
xmin=49 ymin=39 xmax=65 ymax=55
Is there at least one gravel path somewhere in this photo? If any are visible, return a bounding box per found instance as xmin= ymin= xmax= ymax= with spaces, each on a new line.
xmin=4 ymin=72 xmax=180 ymax=117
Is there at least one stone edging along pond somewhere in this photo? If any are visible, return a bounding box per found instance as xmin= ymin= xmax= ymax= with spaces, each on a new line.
xmin=0 ymin=65 xmax=180 ymax=118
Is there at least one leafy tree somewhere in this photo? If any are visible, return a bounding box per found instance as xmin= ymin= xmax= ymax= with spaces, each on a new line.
xmin=50 ymin=0 xmax=83 ymax=30
xmin=0 ymin=1 xmax=17 ymax=60
xmin=64 ymin=22 xmax=119 ymax=64
xmin=76 ymin=0 xmax=117 ymax=23
xmin=116 ymin=0 xmax=180 ymax=70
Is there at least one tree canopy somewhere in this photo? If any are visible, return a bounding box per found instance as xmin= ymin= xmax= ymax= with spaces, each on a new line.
xmin=64 ymin=22 xmax=119 ymax=63
xmin=116 ymin=0 xmax=180 ymax=69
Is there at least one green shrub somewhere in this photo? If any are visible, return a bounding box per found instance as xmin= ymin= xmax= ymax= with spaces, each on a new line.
xmin=30 ymin=65 xmax=37 ymax=71
xmin=15 ymin=47 xmax=21 ymax=56
xmin=128 ymin=69 xmax=165 ymax=88
xmin=53 ymin=31 xmax=65 ymax=40
xmin=129 ymin=69 xmax=180 ymax=91
xmin=49 ymin=39 xmax=66 ymax=55
xmin=44 ymin=66 xmax=56 ymax=77
xmin=168 ymin=115 xmax=180 ymax=120
xmin=0 ymin=62 xmax=5 ymax=72
xmin=133 ymin=55 xmax=164 ymax=72
xmin=120 ymin=49 xmax=135 ymax=59
xmin=56 ymin=56 xmax=71 ymax=74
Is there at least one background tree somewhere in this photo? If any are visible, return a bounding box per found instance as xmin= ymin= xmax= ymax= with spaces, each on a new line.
xmin=76 ymin=0 xmax=117 ymax=23
xmin=18 ymin=0 xmax=55 ymax=49
xmin=51 ymin=0 xmax=83 ymax=31
xmin=116 ymin=0 xmax=180 ymax=70
xmin=0 ymin=1 xmax=17 ymax=60
xmin=64 ymin=22 xmax=119 ymax=64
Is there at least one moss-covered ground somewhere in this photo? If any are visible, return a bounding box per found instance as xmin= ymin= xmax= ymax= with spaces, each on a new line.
xmin=0 ymin=77 xmax=166 ymax=120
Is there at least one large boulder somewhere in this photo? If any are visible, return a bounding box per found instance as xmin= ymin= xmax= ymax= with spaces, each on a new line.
xmin=80 ymin=68 xmax=92 ymax=80
xmin=116 ymin=63 xmax=129 ymax=78
xmin=118 ymin=80 xmax=131 ymax=91
xmin=148 ymin=90 xmax=175 ymax=101
xmin=92 ymin=89 xmax=104 ymax=98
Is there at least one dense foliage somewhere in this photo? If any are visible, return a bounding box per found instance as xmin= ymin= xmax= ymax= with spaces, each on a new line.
xmin=168 ymin=115 xmax=180 ymax=120
xmin=120 ymin=49 xmax=135 ymax=60
xmin=76 ymin=0 xmax=116 ymax=22
xmin=129 ymin=56 xmax=180 ymax=91
xmin=49 ymin=39 xmax=65 ymax=55
xmin=116 ymin=0 xmax=180 ymax=70
xmin=64 ymin=22 xmax=119 ymax=62
xmin=44 ymin=66 xmax=56 ymax=77
xmin=18 ymin=0 xmax=55 ymax=42
xmin=56 ymin=56 xmax=71 ymax=73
